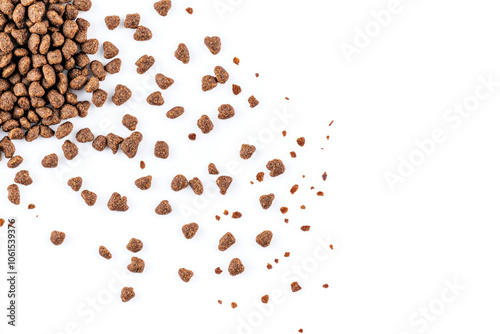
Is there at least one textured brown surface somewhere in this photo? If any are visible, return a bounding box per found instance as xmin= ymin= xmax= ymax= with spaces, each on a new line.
xmin=256 ymin=230 xmax=273 ymax=247
xmin=216 ymin=176 xmax=232 ymax=195
xmin=204 ymin=36 xmax=221 ymax=55
xmin=171 ymin=174 xmax=188 ymax=191
xmin=259 ymin=194 xmax=275 ymax=210
xmin=178 ymin=268 xmax=194 ymax=282
xmin=126 ymin=238 xmax=143 ymax=253
xmin=99 ymin=246 xmax=112 ymax=259
xmin=218 ymin=232 xmax=236 ymax=251
xmin=228 ymin=258 xmax=245 ymax=276
xmin=50 ymin=230 xmax=66 ymax=246
xmin=182 ymin=223 xmax=199 ymax=239
xmin=155 ymin=200 xmax=172 ymax=215
xmin=266 ymin=159 xmax=286 ymax=177
xmin=121 ymin=287 xmax=135 ymax=302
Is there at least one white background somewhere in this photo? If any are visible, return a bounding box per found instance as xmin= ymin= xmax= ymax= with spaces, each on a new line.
xmin=1 ymin=0 xmax=500 ymax=333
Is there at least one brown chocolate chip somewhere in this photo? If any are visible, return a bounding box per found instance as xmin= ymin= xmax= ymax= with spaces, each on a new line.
xmin=126 ymin=238 xmax=143 ymax=253
xmin=166 ymin=106 xmax=184 ymax=119
xmin=280 ymin=207 xmax=288 ymax=214
xmin=133 ymin=26 xmax=152 ymax=41
xmin=14 ymin=170 xmax=33 ymax=186
xmin=201 ymin=75 xmax=217 ymax=92
xmin=135 ymin=55 xmax=155 ymax=74
xmin=75 ymin=128 xmax=94 ymax=143
xmin=124 ymin=14 xmax=140 ymax=29
xmin=261 ymin=295 xmax=269 ymax=304
xmin=121 ymin=132 xmax=143 ymax=158
xmin=182 ymin=222 xmax=199 ymax=239
xmin=105 ymin=16 xmax=120 ymax=30
xmin=248 ymin=95 xmax=259 ymax=108
xmin=155 ymin=200 xmax=172 ymax=215
xmin=156 ymin=73 xmax=174 ymax=90
xmin=112 ymin=84 xmax=132 ymax=106
xmin=107 ymin=192 xmax=129 ymax=211
xmin=266 ymin=159 xmax=285 ymax=177
xmin=291 ymin=282 xmax=302 ymax=292
xmin=127 ymin=257 xmax=145 ymax=273
xmin=197 ymin=115 xmax=213 ymax=134
xmin=259 ymin=194 xmax=275 ymax=210
xmin=290 ymin=184 xmax=299 ymax=194
xmin=204 ymin=36 xmax=221 ymax=55
xmin=297 ymin=137 xmax=305 ymax=147
xmin=218 ymin=104 xmax=235 ymax=120
xmin=178 ymin=268 xmax=194 ymax=283
xmin=7 ymin=156 xmax=23 ymax=169
xmin=28 ymin=204 xmax=35 ymax=210
xmin=216 ymin=176 xmax=232 ymax=195
xmin=102 ymin=41 xmax=119 ymax=59
xmin=256 ymin=230 xmax=273 ymax=247
xmin=214 ymin=66 xmax=229 ymax=84
xmin=121 ymin=287 xmax=135 ymax=302
xmin=81 ymin=190 xmax=97 ymax=206
xmin=55 ymin=121 xmax=73 ymax=139
xmin=188 ymin=177 xmax=203 ymax=195
xmin=99 ymin=246 xmax=112 ymax=259
xmin=301 ymin=225 xmax=311 ymax=231
xmin=92 ymin=135 xmax=107 ymax=152
xmin=154 ymin=141 xmax=169 ymax=159
xmin=41 ymin=153 xmax=58 ymax=168
xmin=240 ymin=144 xmax=256 ymax=159
xmin=50 ymin=230 xmax=66 ymax=245
xmin=215 ymin=267 xmax=222 ymax=274
xmin=135 ymin=175 xmax=152 ymax=190
xmin=7 ymin=184 xmax=20 ymax=205
xmin=232 ymin=84 xmax=242 ymax=95
xmin=171 ymin=174 xmax=188 ymax=191
xmin=62 ymin=140 xmax=78 ymax=160
xmin=256 ymin=172 xmax=264 ymax=182
xmin=174 ymin=43 xmax=190 ymax=64
xmin=208 ymin=163 xmax=219 ymax=175
xmin=322 ymin=172 xmax=328 ymax=181
xmin=218 ymin=232 xmax=236 ymax=251
xmin=228 ymin=258 xmax=245 ymax=276
xmin=68 ymin=177 xmax=82 ymax=191
xmin=122 ymin=114 xmax=138 ymax=131
xmin=188 ymin=133 xmax=196 ymax=140
xmin=147 ymin=91 xmax=164 ymax=106
xmin=154 ymin=0 xmax=172 ymax=16
xmin=232 ymin=212 xmax=242 ymax=219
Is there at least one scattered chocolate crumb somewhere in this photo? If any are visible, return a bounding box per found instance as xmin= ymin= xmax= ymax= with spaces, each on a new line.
xmin=274 ymin=259 xmax=279 ymax=264
xmin=166 ymin=106 xmax=184 ymax=119
xmin=267 ymin=263 xmax=273 ymax=270
xmin=216 ymin=176 xmax=233 ymax=195
xmin=297 ymin=137 xmax=305 ymax=147
xmin=248 ymin=95 xmax=259 ymax=108
xmin=323 ymin=284 xmax=329 ymax=288
xmin=329 ymin=120 xmax=334 ymax=126
xmin=122 ymin=114 xmax=138 ymax=131
xmin=50 ymin=231 xmax=66 ymax=246
xmin=208 ymin=163 xmax=219 ymax=175
xmin=228 ymin=258 xmax=245 ymax=276
xmin=99 ymin=246 xmax=112 ymax=259
xmin=81 ymin=190 xmax=97 ymax=206
xmin=256 ymin=230 xmax=273 ymax=247
xmin=215 ymin=215 xmax=221 ymax=221
xmin=280 ymin=207 xmax=288 ymax=214
xmin=202 ymin=75 xmax=218 ymax=92
xmin=259 ymin=194 xmax=275 ymax=210
xmin=261 ymin=295 xmax=269 ymax=304
xmin=182 ymin=223 xmax=199 ymax=239
xmin=232 ymin=84 xmax=242 ymax=95
xmin=154 ymin=0 xmax=172 ymax=16
xmin=108 ymin=192 xmax=129 ymax=212
xmin=121 ymin=287 xmax=135 ymax=302
xmin=178 ymin=268 xmax=194 ymax=282
xmin=232 ymin=212 xmax=242 ymax=219
xmin=186 ymin=7 xmax=193 ymax=14
xmin=41 ymin=154 xmax=58 ymax=168
xmin=0 ymin=219 xmax=4 ymax=227
xmin=290 ymin=151 xmax=297 ymax=158
xmin=156 ymin=74 xmax=174 ymax=90
xmin=124 ymin=13 xmax=140 ymax=29
xmin=233 ymin=57 xmax=240 ymax=65
xmin=134 ymin=26 xmax=153 ymax=41
xmin=322 ymin=172 xmax=328 ymax=181
xmin=218 ymin=300 xmax=222 ymax=304
xmin=204 ymin=36 xmax=221 ymax=55
xmin=155 ymin=200 xmax=172 ymax=215
xmin=223 ymin=210 xmax=229 ymax=216
xmin=266 ymin=159 xmax=285 ymax=177
xmin=127 ymin=238 xmax=143 ymax=253
xmin=284 ymin=218 xmax=289 ymax=223
xmin=112 ymin=84 xmax=132 ymax=106
xmin=291 ymin=185 xmax=299 ymax=194
xmin=147 ymin=92 xmax=164 ymax=106
xmin=135 ymin=176 xmax=152 ymax=190
xmin=282 ymin=130 xmax=287 ymax=137
xmin=14 ymin=170 xmax=33 ymax=186
xmin=300 ymin=205 xmax=306 ymax=210
xmin=256 ymin=73 xmax=260 ymax=77
xmin=215 ymin=267 xmax=222 ymax=274
xmin=7 ymin=184 xmax=20 ymax=205
xmin=317 ymin=191 xmax=324 ymax=196
xmin=27 ymin=203 xmax=35 ymax=210
xmin=188 ymin=178 xmax=204 ymax=195
xmin=284 ymin=252 xmax=290 ymax=257
xmin=174 ymin=43 xmax=190 ymax=64
xmin=301 ymin=225 xmax=311 ymax=231
xmin=136 ymin=55 xmax=155 ymax=74
xmin=140 ymin=160 xmax=146 ymax=169
xmin=299 ymin=329 xmax=303 ymax=333
xmin=188 ymin=133 xmax=196 ymax=141
xmin=127 ymin=257 xmax=145 ymax=273
xmin=105 ymin=16 xmax=120 ymax=30
xmin=171 ymin=174 xmax=188 ymax=191
xmin=240 ymin=144 xmax=256 ymax=159
xmin=256 ymin=172 xmax=264 ymax=182
xmin=231 ymin=302 xmax=238 ymax=309
xmin=197 ymin=115 xmax=214 ymax=134
xmin=154 ymin=141 xmax=169 ymax=159
xmin=291 ymin=282 xmax=302 ymax=292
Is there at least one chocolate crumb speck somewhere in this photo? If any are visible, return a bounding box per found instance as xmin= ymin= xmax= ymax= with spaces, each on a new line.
xmin=300 ymin=205 xmax=306 ymax=210
xmin=140 ymin=161 xmax=146 ymax=169
xmin=186 ymin=7 xmax=193 ymax=14
xmin=291 ymin=282 xmax=302 ymax=292
xmin=259 ymin=194 xmax=275 ymax=210
xmin=188 ymin=133 xmax=196 ymax=141
xmin=323 ymin=284 xmax=329 ymax=288
xmin=291 ymin=185 xmax=299 ymax=194
xmin=317 ymin=191 xmax=324 ymax=196
xmin=232 ymin=212 xmax=242 ymax=219
xmin=261 ymin=295 xmax=269 ymax=304
xmin=284 ymin=252 xmax=290 ymax=257
xmin=215 ymin=267 xmax=222 ymax=274
xmin=301 ymin=225 xmax=311 ymax=231
xmin=282 ymin=130 xmax=287 ymax=137
xmin=297 ymin=137 xmax=305 ymax=147
xmin=290 ymin=151 xmax=297 ymax=158
xmin=231 ymin=302 xmax=238 ymax=309
xmin=99 ymin=246 xmax=112 ymax=259
xmin=178 ymin=268 xmax=194 ymax=282
xmin=267 ymin=263 xmax=273 ymax=270
xmin=322 ymin=172 xmax=328 ymax=181
xmin=208 ymin=163 xmax=219 ymax=175
xmin=121 ymin=287 xmax=135 ymax=302
xmin=223 ymin=210 xmax=229 ymax=216
xmin=28 ymin=204 xmax=35 ymax=210
xmin=248 ymin=95 xmax=259 ymax=108
xmin=232 ymin=84 xmax=242 ymax=95
xmin=50 ymin=231 xmax=65 ymax=245
xmin=233 ymin=57 xmax=240 ymax=65
xmin=256 ymin=172 xmax=264 ymax=182
xmin=280 ymin=207 xmax=288 ymax=214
